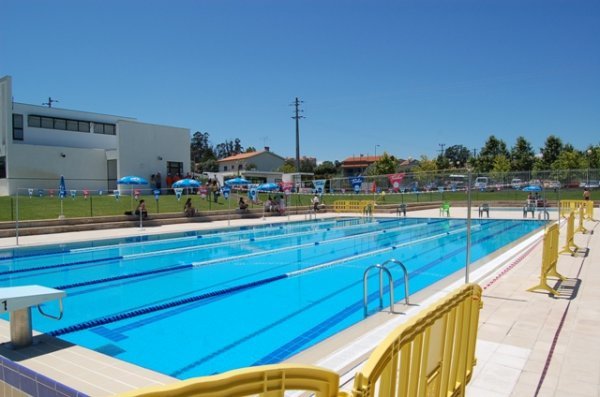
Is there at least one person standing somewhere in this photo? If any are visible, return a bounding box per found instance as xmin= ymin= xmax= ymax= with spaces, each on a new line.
xmin=155 ymin=172 xmax=162 ymax=192
xmin=311 ymin=194 xmax=320 ymax=211
xmin=583 ymin=187 xmax=590 ymax=200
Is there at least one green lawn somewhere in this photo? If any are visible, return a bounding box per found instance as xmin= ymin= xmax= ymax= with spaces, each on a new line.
xmin=0 ymin=188 xmax=589 ymax=222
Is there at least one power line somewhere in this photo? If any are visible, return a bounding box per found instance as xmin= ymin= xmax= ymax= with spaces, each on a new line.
xmin=290 ymin=97 xmax=305 ymax=172
xmin=439 ymin=143 xmax=446 ymax=157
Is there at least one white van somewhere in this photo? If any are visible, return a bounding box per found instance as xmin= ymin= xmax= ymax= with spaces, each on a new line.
xmin=474 ymin=177 xmax=489 ymax=190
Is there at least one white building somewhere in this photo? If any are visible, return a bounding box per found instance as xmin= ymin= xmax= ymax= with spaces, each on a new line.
xmin=0 ymin=76 xmax=190 ymax=196
xmin=207 ymin=148 xmax=286 ymax=185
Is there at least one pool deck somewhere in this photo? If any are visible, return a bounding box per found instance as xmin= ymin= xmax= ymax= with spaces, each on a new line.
xmin=0 ymin=207 xmax=598 ymax=396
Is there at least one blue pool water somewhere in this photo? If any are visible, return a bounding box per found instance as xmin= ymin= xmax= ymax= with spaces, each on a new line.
xmin=0 ymin=217 xmax=544 ymax=378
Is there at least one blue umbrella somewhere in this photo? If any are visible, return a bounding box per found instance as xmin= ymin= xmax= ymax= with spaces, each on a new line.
xmin=172 ymin=178 xmax=201 ymax=188
xmin=257 ymin=183 xmax=279 ymax=191
xmin=522 ymin=185 xmax=542 ymax=192
xmin=117 ymin=176 xmax=148 ymax=185
xmin=117 ymin=176 xmax=148 ymax=209
xmin=225 ymin=177 xmax=250 ymax=186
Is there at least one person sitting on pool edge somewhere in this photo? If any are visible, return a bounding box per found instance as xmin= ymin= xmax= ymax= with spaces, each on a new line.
xmin=183 ymin=197 xmax=196 ymax=217
xmin=239 ymin=197 xmax=249 ymax=210
xmin=135 ymin=199 xmax=148 ymax=219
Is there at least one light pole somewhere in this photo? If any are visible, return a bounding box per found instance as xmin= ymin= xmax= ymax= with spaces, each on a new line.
xmin=587 ymin=149 xmax=592 ymax=187
xmin=465 ymin=166 xmax=472 ymax=283
xmin=374 ymin=144 xmax=380 ymax=201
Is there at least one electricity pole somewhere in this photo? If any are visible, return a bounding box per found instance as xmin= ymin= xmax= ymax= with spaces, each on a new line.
xmin=291 ymin=97 xmax=304 ymax=172
xmin=43 ymin=97 xmax=59 ymax=108
xmin=439 ymin=143 xmax=446 ymax=157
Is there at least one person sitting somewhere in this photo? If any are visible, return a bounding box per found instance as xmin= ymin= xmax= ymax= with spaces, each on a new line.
xmin=238 ymin=197 xmax=249 ymax=210
xmin=264 ymin=196 xmax=273 ymax=212
xmin=134 ymin=199 xmax=148 ymax=219
xmin=184 ymin=198 xmax=195 ymax=217
xmin=311 ymin=194 xmax=320 ymax=212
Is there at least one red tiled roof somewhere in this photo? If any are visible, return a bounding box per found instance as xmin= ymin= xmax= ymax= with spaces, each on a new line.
xmin=342 ymin=155 xmax=380 ymax=163
xmin=218 ymin=151 xmax=265 ymax=162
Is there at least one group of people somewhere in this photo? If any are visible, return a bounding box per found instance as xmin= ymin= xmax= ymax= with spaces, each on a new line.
xmin=263 ymin=194 xmax=287 ymax=215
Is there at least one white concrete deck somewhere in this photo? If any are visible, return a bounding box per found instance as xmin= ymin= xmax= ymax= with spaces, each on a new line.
xmin=0 ymin=206 xmax=598 ymax=396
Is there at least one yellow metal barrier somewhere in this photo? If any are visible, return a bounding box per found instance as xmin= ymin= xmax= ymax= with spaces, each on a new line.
xmin=559 ymin=211 xmax=580 ymax=256
xmin=333 ymin=200 xmax=375 ymax=213
xmin=560 ymin=199 xmax=595 ymax=221
xmin=350 ymin=284 xmax=483 ymax=397
xmin=575 ymin=205 xmax=589 ymax=234
xmin=527 ymin=223 xmax=566 ymax=296
xmin=116 ymin=364 xmax=346 ymax=397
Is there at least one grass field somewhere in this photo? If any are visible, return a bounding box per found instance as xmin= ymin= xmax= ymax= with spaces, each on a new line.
xmin=0 ymin=188 xmax=589 ymax=222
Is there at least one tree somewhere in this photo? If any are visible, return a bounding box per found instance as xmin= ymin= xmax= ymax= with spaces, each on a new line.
xmin=190 ymin=131 xmax=217 ymax=172
xmin=246 ymin=146 xmax=257 ymax=153
xmin=368 ymin=152 xmax=397 ymax=175
xmin=476 ymin=135 xmax=509 ymax=172
xmin=540 ymin=135 xmax=563 ymax=169
xmin=277 ymin=158 xmax=296 ymax=173
xmin=444 ymin=145 xmax=470 ymax=168
xmin=413 ymin=155 xmax=438 ymax=185
xmin=490 ymin=155 xmax=511 ymax=182
xmin=314 ymin=161 xmax=338 ymax=178
xmin=552 ymin=148 xmax=585 ymax=171
xmin=510 ymin=136 xmax=535 ymax=171
xmin=299 ymin=158 xmax=315 ymax=173
xmin=215 ymin=138 xmax=244 ymax=159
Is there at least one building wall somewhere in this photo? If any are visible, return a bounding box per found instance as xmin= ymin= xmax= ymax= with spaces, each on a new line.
xmin=117 ymin=120 xmax=190 ymax=191
xmin=219 ymin=152 xmax=284 ymax=173
xmin=4 ymin=144 xmax=109 ymax=194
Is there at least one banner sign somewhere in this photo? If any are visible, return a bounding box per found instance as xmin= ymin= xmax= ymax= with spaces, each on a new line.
xmin=153 ymin=189 xmax=161 ymax=200
xmin=350 ymin=176 xmax=364 ymax=193
xmin=114 ymin=190 xmax=120 ymax=201
xmin=248 ymin=184 xmax=258 ymax=202
xmin=313 ymin=180 xmax=326 ymax=195
xmin=387 ymin=173 xmax=406 ymax=192
xmin=174 ymin=188 xmax=183 ymax=201
xmin=281 ymin=182 xmax=294 ymax=193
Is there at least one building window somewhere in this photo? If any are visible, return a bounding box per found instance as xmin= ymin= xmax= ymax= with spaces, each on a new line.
xmin=67 ymin=120 xmax=78 ymax=131
xmin=0 ymin=156 xmax=5 ymax=178
xmin=104 ymin=124 xmax=115 ymax=135
xmin=54 ymin=118 xmax=67 ymax=130
xmin=41 ymin=117 xmax=53 ymax=129
xmin=223 ymin=165 xmax=228 ymax=171
xmin=28 ymin=115 xmax=41 ymax=127
xmin=94 ymin=123 xmax=104 ymax=134
xmin=78 ymin=121 xmax=90 ymax=132
xmin=12 ymin=114 xmax=23 ymax=141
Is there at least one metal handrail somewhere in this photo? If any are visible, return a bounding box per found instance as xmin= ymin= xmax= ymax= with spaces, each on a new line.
xmin=380 ymin=258 xmax=410 ymax=306
xmin=37 ymin=299 xmax=64 ymax=320
xmin=363 ymin=259 xmax=411 ymax=317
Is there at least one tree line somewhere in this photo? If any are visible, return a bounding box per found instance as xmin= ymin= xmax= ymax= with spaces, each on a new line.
xmin=191 ymin=131 xmax=599 ymax=178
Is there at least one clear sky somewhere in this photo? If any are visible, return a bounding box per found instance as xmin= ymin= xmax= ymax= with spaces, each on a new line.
xmin=1 ymin=0 xmax=599 ymax=163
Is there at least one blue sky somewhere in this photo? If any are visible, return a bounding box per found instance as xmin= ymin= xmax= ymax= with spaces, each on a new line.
xmin=1 ymin=0 xmax=599 ymax=162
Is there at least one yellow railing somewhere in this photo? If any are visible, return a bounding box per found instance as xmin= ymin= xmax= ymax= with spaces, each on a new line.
xmin=116 ymin=364 xmax=347 ymax=397
xmin=559 ymin=211 xmax=580 ymax=256
xmin=350 ymin=283 xmax=483 ymax=397
xmin=575 ymin=204 xmax=589 ymax=234
xmin=527 ymin=222 xmax=566 ymax=296
xmin=116 ymin=284 xmax=484 ymax=397
xmin=560 ymin=199 xmax=595 ymax=220
xmin=333 ymin=200 xmax=375 ymax=213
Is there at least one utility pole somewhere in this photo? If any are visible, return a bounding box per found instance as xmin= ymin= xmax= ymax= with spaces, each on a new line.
xmin=291 ymin=97 xmax=304 ymax=172
xmin=439 ymin=143 xmax=446 ymax=157
xmin=43 ymin=97 xmax=59 ymax=108
xmin=472 ymin=148 xmax=477 ymax=158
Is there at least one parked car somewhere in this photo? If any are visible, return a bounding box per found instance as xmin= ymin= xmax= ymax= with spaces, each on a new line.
xmin=580 ymin=180 xmax=600 ymax=189
xmin=474 ymin=177 xmax=489 ymax=190
xmin=528 ymin=179 xmax=542 ymax=187
xmin=543 ymin=180 xmax=561 ymax=189
xmin=511 ymin=178 xmax=523 ymax=189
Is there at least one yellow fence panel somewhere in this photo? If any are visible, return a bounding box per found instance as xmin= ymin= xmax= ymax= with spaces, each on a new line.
xmin=575 ymin=205 xmax=589 ymax=234
xmin=333 ymin=200 xmax=375 ymax=213
xmin=527 ymin=222 xmax=566 ymax=296
xmin=350 ymin=283 xmax=483 ymax=397
xmin=559 ymin=211 xmax=580 ymax=256
xmin=560 ymin=200 xmax=595 ymax=221
xmin=116 ymin=364 xmax=345 ymax=397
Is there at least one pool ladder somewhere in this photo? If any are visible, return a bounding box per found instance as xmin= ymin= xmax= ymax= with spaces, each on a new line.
xmin=305 ymin=209 xmax=317 ymax=220
xmin=363 ymin=258 xmax=410 ymax=317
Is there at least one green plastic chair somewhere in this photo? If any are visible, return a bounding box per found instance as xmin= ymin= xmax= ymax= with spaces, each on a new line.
xmin=440 ymin=202 xmax=450 ymax=217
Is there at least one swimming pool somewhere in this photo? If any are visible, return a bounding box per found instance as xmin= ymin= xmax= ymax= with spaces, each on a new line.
xmin=0 ymin=217 xmax=544 ymax=379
